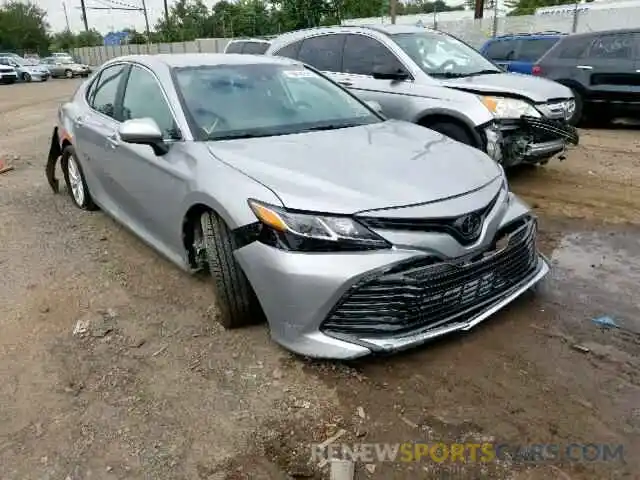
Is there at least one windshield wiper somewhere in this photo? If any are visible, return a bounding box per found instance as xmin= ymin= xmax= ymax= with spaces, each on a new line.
xmin=301 ymin=123 xmax=360 ymax=132
xmin=465 ymin=69 xmax=502 ymax=76
xmin=209 ymin=132 xmax=273 ymax=141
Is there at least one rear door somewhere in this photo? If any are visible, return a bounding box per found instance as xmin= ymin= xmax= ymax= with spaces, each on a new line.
xmin=579 ymin=32 xmax=640 ymax=104
xmin=483 ymin=38 xmax=518 ymax=71
xmin=510 ymin=37 xmax=560 ymax=74
xmin=296 ymin=34 xmax=346 ymax=80
xmin=73 ymin=63 xmax=128 ymax=205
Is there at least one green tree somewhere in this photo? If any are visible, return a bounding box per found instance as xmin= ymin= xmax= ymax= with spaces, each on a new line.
xmin=0 ymin=1 xmax=49 ymax=54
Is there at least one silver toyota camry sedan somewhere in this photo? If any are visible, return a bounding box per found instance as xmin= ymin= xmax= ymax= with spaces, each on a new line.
xmin=46 ymin=54 xmax=549 ymax=360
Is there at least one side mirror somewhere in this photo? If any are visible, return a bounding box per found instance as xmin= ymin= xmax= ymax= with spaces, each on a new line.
xmin=371 ymin=65 xmax=410 ymax=81
xmin=118 ymin=118 xmax=169 ymax=156
xmin=365 ymin=100 xmax=384 ymax=115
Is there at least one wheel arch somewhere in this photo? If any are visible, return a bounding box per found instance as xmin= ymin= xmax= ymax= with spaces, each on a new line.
xmin=415 ymin=112 xmax=482 ymax=148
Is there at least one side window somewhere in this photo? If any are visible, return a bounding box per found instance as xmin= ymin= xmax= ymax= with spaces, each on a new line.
xmin=243 ymin=42 xmax=269 ymax=54
xmin=557 ymin=37 xmax=591 ymax=59
xmin=517 ymin=38 xmax=559 ymax=62
xmin=484 ymin=39 xmax=517 ymax=61
xmin=588 ymin=34 xmax=635 ymax=60
xmin=85 ymin=74 xmax=101 ymax=105
xmin=343 ymin=34 xmax=405 ymax=75
xmin=91 ymin=63 xmax=127 ymax=120
xmin=297 ymin=34 xmax=346 ymax=72
xmin=225 ymin=42 xmax=244 ymax=54
xmin=121 ymin=65 xmax=175 ymax=137
xmin=274 ymin=40 xmax=303 ymax=60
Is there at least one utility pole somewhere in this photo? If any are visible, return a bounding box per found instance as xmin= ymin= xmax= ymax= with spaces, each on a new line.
xmin=80 ymin=0 xmax=89 ymax=30
xmin=474 ymin=0 xmax=484 ymax=19
xmin=492 ymin=0 xmax=499 ymax=37
xmin=141 ymin=0 xmax=151 ymax=44
xmin=571 ymin=1 xmax=579 ymax=33
xmin=390 ymin=0 xmax=397 ymax=24
xmin=163 ymin=0 xmax=169 ymax=27
xmin=63 ymin=1 xmax=71 ymax=31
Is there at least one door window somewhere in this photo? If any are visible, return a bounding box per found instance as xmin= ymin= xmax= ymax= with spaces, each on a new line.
xmin=588 ymin=34 xmax=635 ymax=60
xmin=91 ymin=63 xmax=127 ymax=120
xmin=274 ymin=40 xmax=303 ymax=60
xmin=242 ymin=41 xmax=270 ymax=54
xmin=484 ymin=39 xmax=517 ymax=61
xmin=343 ymin=34 xmax=405 ymax=76
xmin=516 ymin=38 xmax=559 ymax=62
xmin=297 ymin=34 xmax=346 ymax=72
xmin=121 ymin=65 xmax=176 ymax=137
xmin=225 ymin=42 xmax=244 ymax=54
xmin=556 ymin=36 xmax=592 ymax=59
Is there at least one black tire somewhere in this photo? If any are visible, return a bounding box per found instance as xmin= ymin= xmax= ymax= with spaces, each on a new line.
xmin=425 ymin=121 xmax=474 ymax=146
xmin=61 ymin=145 xmax=98 ymax=211
xmin=567 ymin=89 xmax=584 ymax=126
xmin=199 ymin=211 xmax=263 ymax=329
xmin=64 ymin=69 xmax=73 ymax=79
xmin=21 ymin=72 xmax=32 ymax=82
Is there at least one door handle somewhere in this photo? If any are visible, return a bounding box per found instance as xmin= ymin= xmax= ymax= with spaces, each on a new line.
xmin=338 ymin=80 xmax=353 ymax=87
xmin=74 ymin=115 xmax=85 ymax=126
xmin=106 ymin=133 xmax=119 ymax=149
xmin=576 ymin=65 xmax=593 ymax=70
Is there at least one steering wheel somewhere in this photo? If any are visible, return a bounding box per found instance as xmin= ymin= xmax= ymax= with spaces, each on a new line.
xmin=438 ymin=59 xmax=458 ymax=72
xmin=193 ymin=106 xmax=229 ymax=136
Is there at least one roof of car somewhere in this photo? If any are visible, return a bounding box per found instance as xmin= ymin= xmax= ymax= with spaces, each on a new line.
xmin=489 ymin=31 xmax=566 ymax=41
xmin=227 ymin=38 xmax=271 ymax=43
xmin=105 ymin=53 xmax=299 ymax=69
xmin=559 ymin=27 xmax=640 ymax=39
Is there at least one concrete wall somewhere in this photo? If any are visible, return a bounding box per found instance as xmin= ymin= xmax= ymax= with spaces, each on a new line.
xmin=72 ymin=7 xmax=640 ymax=65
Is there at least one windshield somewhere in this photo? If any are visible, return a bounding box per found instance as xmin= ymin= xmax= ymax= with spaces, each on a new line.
xmin=58 ymin=58 xmax=74 ymax=64
xmin=392 ymin=32 xmax=501 ymax=78
xmin=174 ymin=63 xmax=381 ymax=141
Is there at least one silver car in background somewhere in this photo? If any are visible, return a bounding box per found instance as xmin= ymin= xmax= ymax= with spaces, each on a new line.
xmin=42 ymin=56 xmax=91 ymax=78
xmin=46 ymin=54 xmax=548 ymax=359
xmin=0 ymin=56 xmax=50 ymax=82
xmin=266 ymin=25 xmax=579 ymax=167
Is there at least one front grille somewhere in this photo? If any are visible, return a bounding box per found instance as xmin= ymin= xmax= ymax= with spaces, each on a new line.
xmin=521 ymin=116 xmax=579 ymax=145
xmin=322 ymin=217 xmax=539 ymax=338
xmin=357 ymin=191 xmax=500 ymax=246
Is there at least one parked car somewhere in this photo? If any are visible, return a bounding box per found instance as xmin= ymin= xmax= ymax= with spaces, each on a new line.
xmin=533 ymin=28 xmax=640 ymax=125
xmin=0 ymin=63 xmax=18 ymax=84
xmin=0 ymin=56 xmax=50 ymax=82
xmin=0 ymin=52 xmax=23 ymax=59
xmin=42 ymin=56 xmax=91 ymax=78
xmin=224 ymin=38 xmax=271 ymax=54
xmin=45 ymin=53 xmax=549 ymax=359
xmin=480 ymin=32 xmax=565 ymax=74
xmin=51 ymin=52 xmax=74 ymax=61
xmin=266 ymin=25 xmax=579 ymax=167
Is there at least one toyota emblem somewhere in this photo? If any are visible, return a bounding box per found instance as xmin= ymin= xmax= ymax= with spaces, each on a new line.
xmin=455 ymin=213 xmax=483 ymax=238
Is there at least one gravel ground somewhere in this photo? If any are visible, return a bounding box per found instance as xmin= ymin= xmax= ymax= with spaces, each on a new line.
xmin=1 ymin=80 xmax=639 ymax=480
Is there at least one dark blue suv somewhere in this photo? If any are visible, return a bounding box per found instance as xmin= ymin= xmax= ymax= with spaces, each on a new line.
xmin=480 ymin=32 xmax=566 ymax=75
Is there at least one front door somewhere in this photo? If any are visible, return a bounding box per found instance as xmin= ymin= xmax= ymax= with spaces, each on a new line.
xmin=107 ymin=64 xmax=189 ymax=253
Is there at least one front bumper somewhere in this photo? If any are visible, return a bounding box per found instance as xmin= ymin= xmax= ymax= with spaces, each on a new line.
xmin=499 ymin=116 xmax=579 ymax=167
xmin=0 ymin=73 xmax=17 ymax=83
xmin=236 ymin=199 xmax=549 ymax=360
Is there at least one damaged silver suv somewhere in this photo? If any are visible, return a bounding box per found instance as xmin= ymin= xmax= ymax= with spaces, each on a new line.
xmin=266 ymin=24 xmax=579 ymax=167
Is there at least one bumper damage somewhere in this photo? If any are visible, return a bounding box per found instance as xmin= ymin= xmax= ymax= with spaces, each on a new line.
xmin=236 ymin=209 xmax=549 ymax=360
xmin=46 ymin=127 xmax=62 ymax=193
xmin=500 ymin=116 xmax=579 ymax=167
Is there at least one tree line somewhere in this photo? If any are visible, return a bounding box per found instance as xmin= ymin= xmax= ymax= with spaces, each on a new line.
xmin=1 ymin=0 xmax=594 ymax=54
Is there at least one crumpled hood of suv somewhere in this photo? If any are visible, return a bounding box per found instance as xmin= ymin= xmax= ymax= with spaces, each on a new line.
xmin=441 ymin=72 xmax=573 ymax=103
xmin=206 ymin=120 xmax=501 ymax=214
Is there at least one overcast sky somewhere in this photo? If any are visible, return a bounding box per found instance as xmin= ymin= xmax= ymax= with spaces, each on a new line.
xmin=42 ymin=0 xmax=471 ymax=34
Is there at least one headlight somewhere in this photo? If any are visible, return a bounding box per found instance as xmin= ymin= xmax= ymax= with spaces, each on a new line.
xmin=248 ymin=199 xmax=391 ymax=252
xmin=479 ymin=96 xmax=541 ymax=119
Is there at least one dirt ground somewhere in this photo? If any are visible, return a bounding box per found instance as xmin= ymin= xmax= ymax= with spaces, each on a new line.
xmin=1 ymin=80 xmax=639 ymax=480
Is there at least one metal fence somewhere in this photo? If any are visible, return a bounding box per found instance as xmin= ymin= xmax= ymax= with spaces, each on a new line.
xmin=72 ymin=7 xmax=640 ymax=66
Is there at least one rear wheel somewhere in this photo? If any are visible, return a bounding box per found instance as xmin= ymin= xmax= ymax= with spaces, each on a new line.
xmin=424 ymin=121 xmax=474 ymax=146
xmin=61 ymin=145 xmax=98 ymax=211
xmin=198 ymin=211 xmax=264 ymax=328
xmin=567 ymin=89 xmax=584 ymax=126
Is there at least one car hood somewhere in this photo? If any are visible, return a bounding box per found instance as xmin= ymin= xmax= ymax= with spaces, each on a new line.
xmin=206 ymin=120 xmax=501 ymax=214
xmin=440 ymin=72 xmax=573 ymax=103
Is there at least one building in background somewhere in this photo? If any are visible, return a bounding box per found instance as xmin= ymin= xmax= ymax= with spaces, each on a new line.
xmin=535 ymin=0 xmax=640 ymax=16
xmin=103 ymin=31 xmax=130 ymax=46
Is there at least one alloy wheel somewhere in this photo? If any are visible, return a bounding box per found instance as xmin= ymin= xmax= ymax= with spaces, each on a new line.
xmin=67 ymin=155 xmax=85 ymax=206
